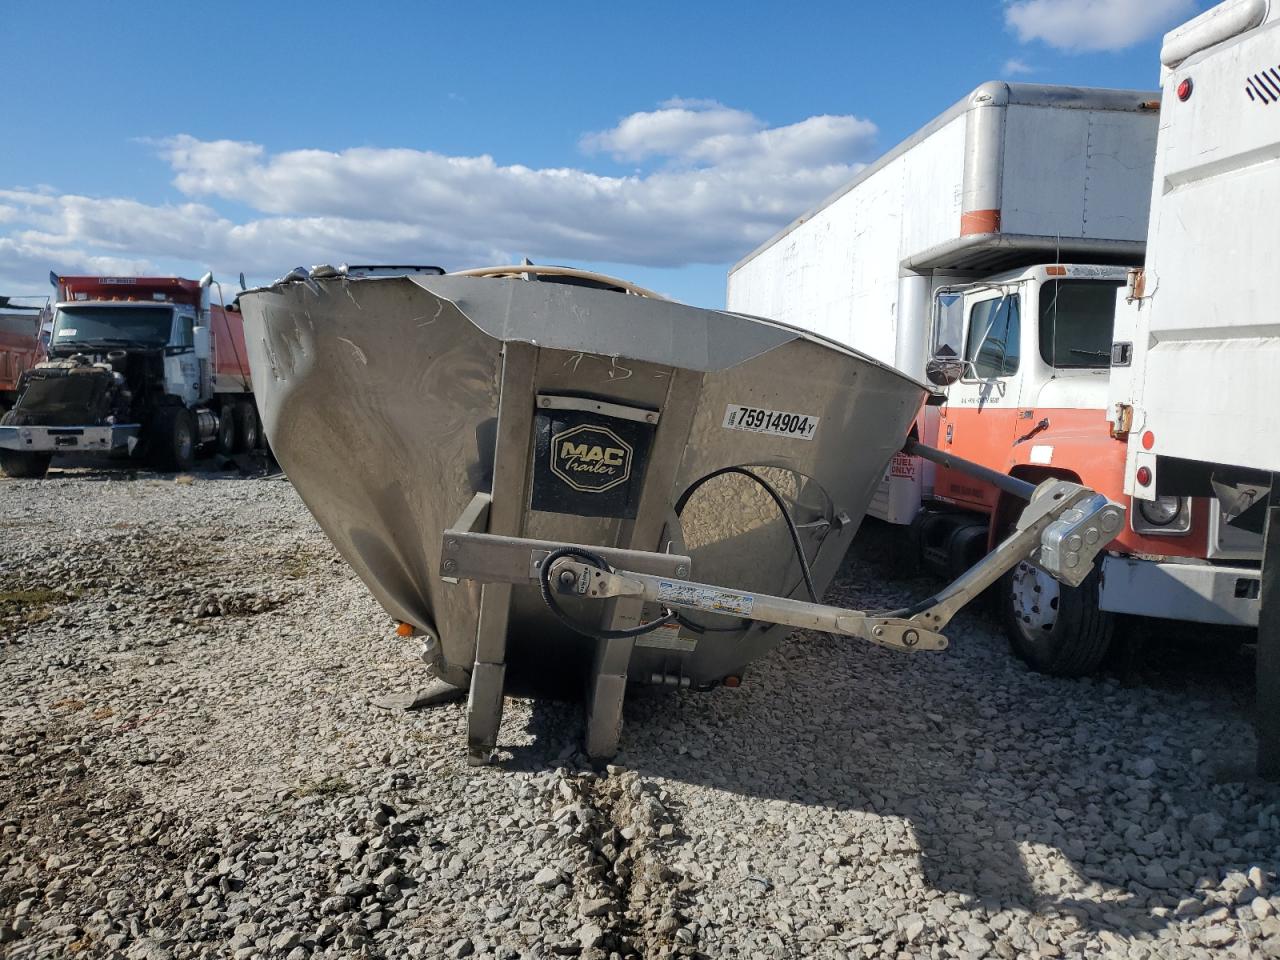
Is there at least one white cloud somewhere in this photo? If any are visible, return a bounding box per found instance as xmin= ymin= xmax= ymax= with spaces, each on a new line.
xmin=1005 ymin=0 xmax=1195 ymax=53
xmin=0 ymin=101 xmax=877 ymax=294
xmin=1002 ymin=57 xmax=1035 ymax=76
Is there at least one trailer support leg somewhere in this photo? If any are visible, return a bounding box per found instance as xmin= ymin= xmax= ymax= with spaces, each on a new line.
xmin=464 ymin=342 xmax=538 ymax=765
xmin=583 ymin=596 xmax=646 ymax=760
xmin=1257 ymin=481 xmax=1280 ymax=779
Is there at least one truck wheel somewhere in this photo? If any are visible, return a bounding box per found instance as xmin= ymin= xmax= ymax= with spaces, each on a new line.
xmin=216 ymin=406 xmax=237 ymax=456
xmin=1002 ymin=558 xmax=1113 ymax=677
xmin=235 ymin=400 xmax=260 ymax=452
xmin=0 ymin=411 xmax=51 ymax=479
xmin=152 ymin=407 xmax=196 ymax=472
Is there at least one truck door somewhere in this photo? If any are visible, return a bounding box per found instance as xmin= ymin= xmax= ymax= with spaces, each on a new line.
xmin=164 ymin=311 xmax=201 ymax=408
xmin=934 ymin=285 xmax=1025 ymax=513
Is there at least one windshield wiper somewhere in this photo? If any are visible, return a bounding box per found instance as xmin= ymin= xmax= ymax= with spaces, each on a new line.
xmin=1069 ymin=348 xmax=1111 ymax=360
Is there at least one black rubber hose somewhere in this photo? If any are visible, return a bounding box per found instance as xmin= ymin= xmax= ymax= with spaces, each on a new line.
xmin=537 ymin=546 xmax=677 ymax=640
xmin=674 ymin=466 xmax=819 ymax=604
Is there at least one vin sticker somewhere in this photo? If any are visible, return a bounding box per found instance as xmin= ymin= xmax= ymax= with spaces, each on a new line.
xmin=657 ymin=581 xmax=754 ymax=618
xmin=723 ymin=404 xmax=818 ymax=441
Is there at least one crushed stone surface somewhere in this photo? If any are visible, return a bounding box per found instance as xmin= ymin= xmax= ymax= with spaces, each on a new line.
xmin=1 ymin=469 xmax=1278 ymax=959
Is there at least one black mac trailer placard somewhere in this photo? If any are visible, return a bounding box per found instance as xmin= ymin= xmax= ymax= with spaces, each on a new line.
xmin=531 ymin=406 xmax=655 ymax=519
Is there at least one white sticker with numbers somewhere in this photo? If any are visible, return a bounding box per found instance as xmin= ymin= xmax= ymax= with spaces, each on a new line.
xmin=722 ymin=404 xmax=818 ymax=441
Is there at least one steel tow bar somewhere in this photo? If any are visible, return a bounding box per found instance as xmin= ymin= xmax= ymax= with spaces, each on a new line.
xmin=545 ymin=557 xmax=948 ymax=652
xmin=542 ymin=478 xmax=1125 ymax=654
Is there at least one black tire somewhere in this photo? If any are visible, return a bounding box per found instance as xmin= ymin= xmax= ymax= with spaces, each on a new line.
xmin=151 ymin=407 xmax=196 ymax=472
xmin=234 ymin=400 xmax=260 ymax=452
xmin=1002 ymin=559 xmax=1114 ymax=677
xmin=946 ymin=522 xmax=989 ymax=582
xmin=0 ymin=449 xmax=51 ymax=478
xmin=216 ymin=405 xmax=237 ymax=456
xmin=0 ymin=410 xmax=51 ymax=479
xmin=883 ymin=511 xmax=926 ymax=580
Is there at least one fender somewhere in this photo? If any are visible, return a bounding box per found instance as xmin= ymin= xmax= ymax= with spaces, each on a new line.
xmin=995 ymin=411 xmax=1210 ymax=558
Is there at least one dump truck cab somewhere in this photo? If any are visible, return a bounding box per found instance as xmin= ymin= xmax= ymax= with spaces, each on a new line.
xmin=0 ymin=275 xmax=258 ymax=478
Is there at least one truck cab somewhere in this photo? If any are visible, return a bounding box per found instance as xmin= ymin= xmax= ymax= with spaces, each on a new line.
xmin=922 ymin=262 xmax=1262 ymax=672
xmin=0 ymin=275 xmax=257 ymax=478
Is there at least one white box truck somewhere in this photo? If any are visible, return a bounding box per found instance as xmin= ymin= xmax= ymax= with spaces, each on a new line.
xmin=1107 ymin=0 xmax=1277 ymax=771
xmin=1111 ymin=0 xmax=1280 ymax=506
xmin=729 ymin=81 xmax=1262 ymax=677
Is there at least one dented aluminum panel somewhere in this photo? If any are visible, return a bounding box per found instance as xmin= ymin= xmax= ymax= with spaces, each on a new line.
xmin=239 ymin=274 xmax=927 ymax=691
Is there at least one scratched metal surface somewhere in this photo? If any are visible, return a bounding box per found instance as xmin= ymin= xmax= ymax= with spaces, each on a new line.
xmin=239 ymin=275 xmax=926 ymax=687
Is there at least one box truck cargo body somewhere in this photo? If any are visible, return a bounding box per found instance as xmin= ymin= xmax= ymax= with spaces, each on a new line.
xmin=730 ymin=82 xmax=1260 ymax=676
xmin=728 ymin=82 xmax=1155 ymax=377
xmin=1105 ymin=0 xmax=1278 ymax=772
xmin=1112 ymin=0 xmax=1280 ymax=491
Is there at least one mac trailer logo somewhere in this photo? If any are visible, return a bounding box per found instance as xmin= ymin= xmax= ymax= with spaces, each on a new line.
xmin=550 ymin=424 xmax=633 ymax=493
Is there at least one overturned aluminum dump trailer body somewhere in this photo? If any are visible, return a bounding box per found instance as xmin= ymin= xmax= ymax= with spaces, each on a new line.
xmin=240 ymin=269 xmax=1123 ymax=761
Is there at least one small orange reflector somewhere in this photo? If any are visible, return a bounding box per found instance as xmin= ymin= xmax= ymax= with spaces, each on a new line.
xmin=723 ymin=675 xmax=741 ymax=688
xmin=394 ymin=622 xmax=414 ymax=637
xmin=1046 ymin=266 xmax=1067 ymax=276
xmin=1142 ymin=430 xmax=1155 ymax=450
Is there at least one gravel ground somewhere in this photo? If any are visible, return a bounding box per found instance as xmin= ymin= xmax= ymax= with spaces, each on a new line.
xmin=2 ymin=468 xmax=1279 ymax=960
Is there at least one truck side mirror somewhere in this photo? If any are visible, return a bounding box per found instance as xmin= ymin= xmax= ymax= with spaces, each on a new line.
xmin=193 ymin=325 xmax=211 ymax=360
xmin=926 ymin=356 xmax=967 ymax=387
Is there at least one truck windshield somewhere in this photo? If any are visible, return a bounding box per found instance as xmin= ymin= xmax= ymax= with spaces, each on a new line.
xmin=1039 ymin=280 xmax=1123 ymax=369
xmin=52 ymin=306 xmax=173 ymax=347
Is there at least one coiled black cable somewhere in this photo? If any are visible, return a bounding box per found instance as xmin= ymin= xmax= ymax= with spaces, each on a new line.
xmin=537 ymin=546 xmax=678 ymax=640
xmin=669 ymin=466 xmax=821 ymax=634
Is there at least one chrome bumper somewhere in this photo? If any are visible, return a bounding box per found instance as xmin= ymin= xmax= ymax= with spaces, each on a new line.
xmin=0 ymin=423 xmax=141 ymax=453
xmin=1099 ymin=554 xmax=1261 ymax=628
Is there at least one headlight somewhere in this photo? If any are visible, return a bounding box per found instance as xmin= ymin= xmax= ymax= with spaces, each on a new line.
xmin=1139 ymin=496 xmax=1183 ymax=526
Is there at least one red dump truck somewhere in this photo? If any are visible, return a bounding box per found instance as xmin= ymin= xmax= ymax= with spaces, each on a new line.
xmin=0 ymin=274 xmax=259 ymax=477
xmin=0 ymin=296 xmax=47 ymax=412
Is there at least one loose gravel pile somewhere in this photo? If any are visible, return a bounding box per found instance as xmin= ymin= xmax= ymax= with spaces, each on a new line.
xmin=2 ymin=468 xmax=1279 ymax=959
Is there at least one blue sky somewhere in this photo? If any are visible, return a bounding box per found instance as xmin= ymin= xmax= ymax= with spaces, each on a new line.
xmin=1 ymin=0 xmax=1202 ymax=306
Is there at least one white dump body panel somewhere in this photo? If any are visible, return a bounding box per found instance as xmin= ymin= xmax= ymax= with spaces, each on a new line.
xmin=727 ymin=83 xmax=1158 ymax=371
xmin=1112 ymin=0 xmax=1280 ymax=481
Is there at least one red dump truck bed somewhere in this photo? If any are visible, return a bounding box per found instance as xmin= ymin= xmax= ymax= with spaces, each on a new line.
xmin=211 ymin=304 xmax=252 ymax=393
xmin=0 ymin=301 xmax=44 ymax=399
xmin=56 ymin=275 xmax=205 ymax=307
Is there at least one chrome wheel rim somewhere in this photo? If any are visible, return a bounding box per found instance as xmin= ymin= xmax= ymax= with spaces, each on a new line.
xmin=1010 ymin=560 xmax=1059 ymax=636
